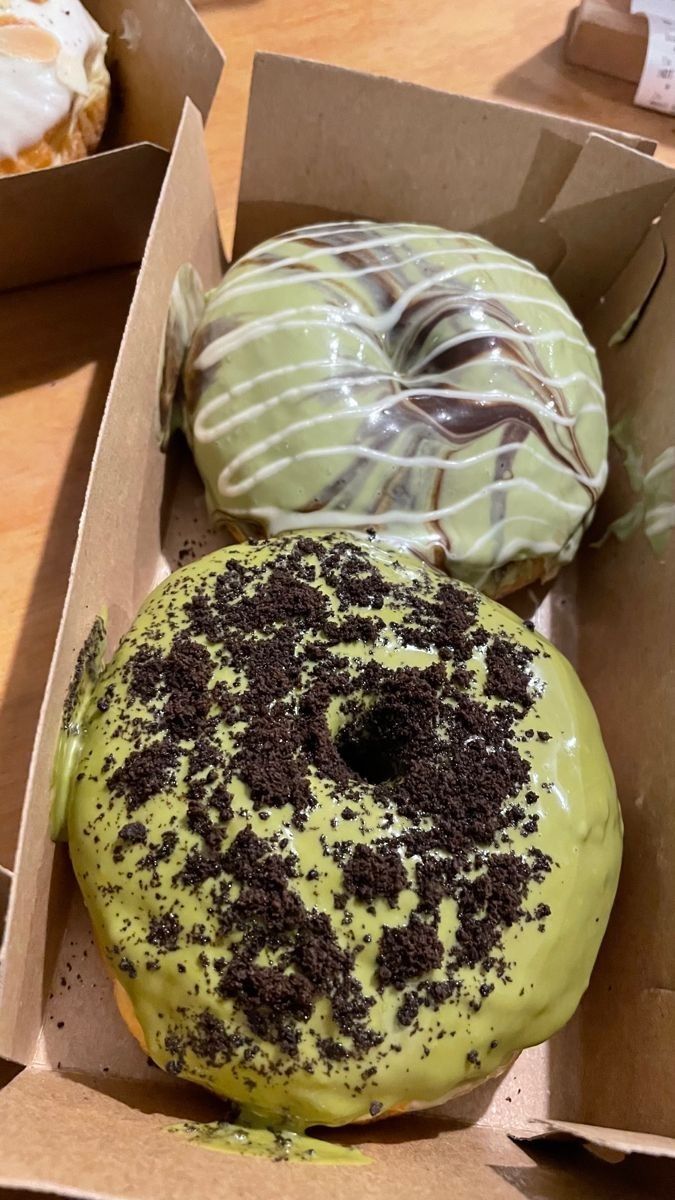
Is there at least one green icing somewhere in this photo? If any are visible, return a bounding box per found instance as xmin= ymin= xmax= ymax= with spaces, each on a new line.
xmin=160 ymin=264 xmax=206 ymax=449
xmin=58 ymin=533 xmax=622 ymax=1130
xmin=168 ymin=1116 xmax=370 ymax=1165
xmin=179 ymin=222 xmax=608 ymax=594
xmin=610 ymin=416 xmax=646 ymax=494
xmin=51 ymin=614 xmax=107 ymax=843
xmin=594 ymin=418 xmax=675 ymax=556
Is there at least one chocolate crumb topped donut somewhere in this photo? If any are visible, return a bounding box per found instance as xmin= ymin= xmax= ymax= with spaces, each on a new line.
xmin=57 ymin=532 xmax=621 ymax=1128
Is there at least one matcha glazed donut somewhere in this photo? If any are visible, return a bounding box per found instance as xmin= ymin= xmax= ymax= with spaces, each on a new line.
xmin=178 ymin=222 xmax=608 ymax=596
xmin=58 ymin=533 xmax=622 ymax=1130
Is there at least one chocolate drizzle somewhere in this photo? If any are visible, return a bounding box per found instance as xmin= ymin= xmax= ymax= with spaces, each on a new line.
xmin=190 ymin=223 xmax=605 ymax=595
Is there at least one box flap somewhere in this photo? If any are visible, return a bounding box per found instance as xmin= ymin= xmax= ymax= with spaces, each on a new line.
xmin=0 ymin=0 xmax=223 ymax=286
xmin=233 ymin=53 xmax=657 ymax=278
xmin=0 ymin=260 xmax=139 ymax=871
xmin=0 ymin=1068 xmax=667 ymax=1200
xmin=543 ymin=133 xmax=675 ymax=312
xmin=518 ymin=1119 xmax=675 ymax=1162
xmin=0 ymin=144 xmax=167 ymax=292
xmin=0 ymin=100 xmax=224 ymax=1069
xmin=87 ymin=0 xmax=223 ymax=150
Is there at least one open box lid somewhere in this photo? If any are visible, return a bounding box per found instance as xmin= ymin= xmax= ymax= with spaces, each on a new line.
xmin=1 ymin=56 xmax=674 ymax=1198
xmin=234 ymin=55 xmax=673 ymax=315
xmin=0 ymin=0 xmax=224 ymax=290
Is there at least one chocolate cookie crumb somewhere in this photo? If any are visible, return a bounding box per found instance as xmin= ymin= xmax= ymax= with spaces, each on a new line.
xmin=377 ymin=917 xmax=444 ymax=989
xmin=108 ymin=740 xmax=178 ymax=813
xmin=485 ymin=638 xmax=534 ymax=710
xmin=147 ymin=912 xmax=182 ymax=951
xmin=342 ymin=844 xmax=408 ymax=905
xmin=118 ymin=822 xmax=147 ymax=844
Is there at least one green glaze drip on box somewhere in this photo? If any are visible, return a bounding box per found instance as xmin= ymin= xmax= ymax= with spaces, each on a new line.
xmin=169 ymin=1116 xmax=370 ymax=1165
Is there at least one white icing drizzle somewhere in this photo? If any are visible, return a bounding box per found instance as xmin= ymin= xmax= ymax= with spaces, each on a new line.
xmin=198 ymin=277 xmax=584 ymax=371
xmin=644 ymin=445 xmax=675 ymax=482
xmin=196 ymin=296 xmax=584 ymax=375
xmin=230 ymin=222 xmax=497 ymax=276
xmin=214 ymin=440 xmax=608 ymax=499
xmin=645 ymin=503 xmax=675 ymax=537
xmin=188 ymin=223 xmax=606 ymax=576
xmin=0 ymin=0 xmax=107 ymax=161
xmin=235 ymin=501 xmax=565 ymax=559
xmin=196 ymin=373 xmax=602 ymax=447
xmin=196 ymin=373 xmax=396 ymax=443
xmin=412 ymin=329 xmax=599 ymax=376
xmin=195 ymin=312 xmax=378 ymax=371
xmin=221 ymin=247 xmax=543 ymax=301
xmin=195 ymin=358 xmax=603 ymax=444
xmin=416 ymin=364 xmax=603 ymax=396
xmin=220 ymin=472 xmax=585 ymax=520
xmin=195 ymin=356 xmax=379 ymax=418
xmin=205 ymin=391 xmax=603 ymax=488
xmin=226 ymin=233 xmax=487 ymax=278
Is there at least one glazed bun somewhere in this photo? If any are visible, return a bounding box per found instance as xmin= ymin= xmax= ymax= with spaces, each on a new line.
xmin=0 ymin=0 xmax=109 ymax=176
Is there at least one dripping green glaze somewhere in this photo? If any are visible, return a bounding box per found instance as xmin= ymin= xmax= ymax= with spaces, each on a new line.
xmin=168 ymin=1114 xmax=370 ymax=1165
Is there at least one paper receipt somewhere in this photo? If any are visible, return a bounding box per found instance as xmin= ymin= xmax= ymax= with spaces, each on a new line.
xmin=631 ymin=2 xmax=675 ymax=115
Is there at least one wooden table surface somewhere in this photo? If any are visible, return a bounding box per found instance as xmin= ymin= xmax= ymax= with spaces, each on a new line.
xmin=2 ymin=0 xmax=675 ymax=867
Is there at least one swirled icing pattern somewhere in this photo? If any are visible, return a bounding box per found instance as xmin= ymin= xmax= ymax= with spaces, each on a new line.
xmin=181 ymin=222 xmax=608 ymax=595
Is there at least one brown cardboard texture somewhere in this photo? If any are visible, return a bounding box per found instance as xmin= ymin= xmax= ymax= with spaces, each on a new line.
xmin=566 ymin=1 xmax=648 ymax=86
xmin=1 ymin=55 xmax=675 ymax=1199
xmin=86 ymin=1 xmax=223 ymax=152
xmin=0 ymin=101 xmax=178 ymax=939
xmin=0 ymin=0 xmax=223 ymax=290
xmin=0 ymin=144 xmax=167 ymax=291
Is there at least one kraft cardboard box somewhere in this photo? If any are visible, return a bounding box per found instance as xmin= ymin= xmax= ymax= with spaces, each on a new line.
xmin=1 ymin=55 xmax=675 ymax=1199
xmin=566 ymin=1 xmax=648 ymax=86
xmin=0 ymin=0 xmax=224 ymax=290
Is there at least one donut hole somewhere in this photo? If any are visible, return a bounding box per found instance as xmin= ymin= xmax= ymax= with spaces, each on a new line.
xmin=336 ymin=702 xmax=408 ymax=785
xmin=336 ymin=669 xmax=443 ymax=785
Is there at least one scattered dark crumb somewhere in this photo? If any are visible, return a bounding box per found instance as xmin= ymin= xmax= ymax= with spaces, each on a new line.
xmin=78 ymin=532 xmax=554 ymax=1081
